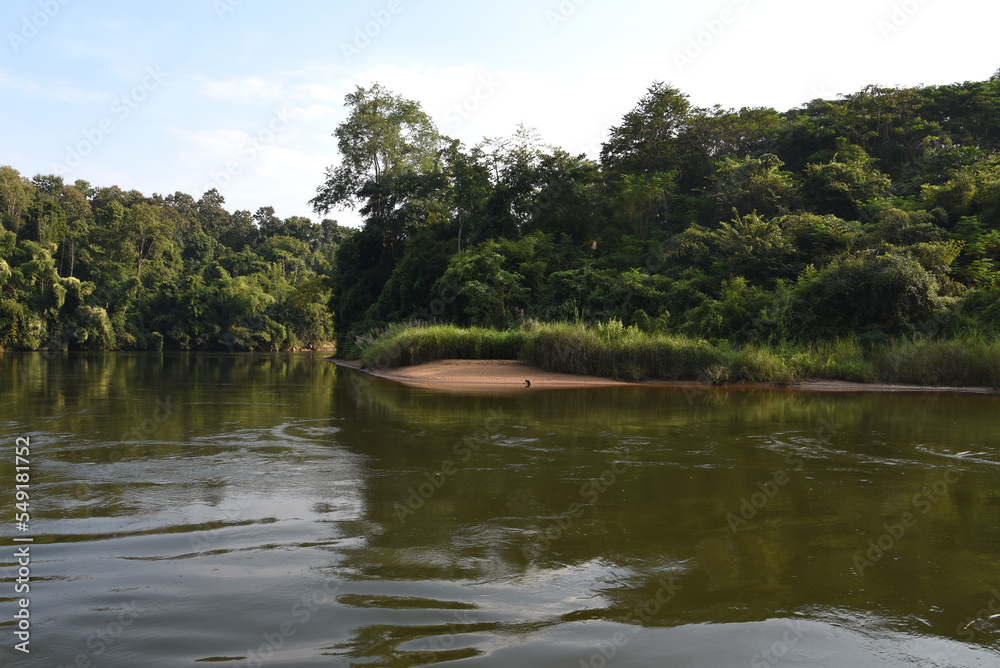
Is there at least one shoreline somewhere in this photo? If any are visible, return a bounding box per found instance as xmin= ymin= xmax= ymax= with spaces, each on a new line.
xmin=331 ymin=358 xmax=1000 ymax=395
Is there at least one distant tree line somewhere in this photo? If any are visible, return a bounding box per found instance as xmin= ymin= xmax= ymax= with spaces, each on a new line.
xmin=0 ymin=172 xmax=349 ymax=351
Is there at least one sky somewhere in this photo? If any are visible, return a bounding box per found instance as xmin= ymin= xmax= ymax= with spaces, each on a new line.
xmin=2 ymin=0 xmax=998 ymax=228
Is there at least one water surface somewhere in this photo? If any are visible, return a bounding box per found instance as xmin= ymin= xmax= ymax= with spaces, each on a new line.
xmin=1 ymin=353 xmax=999 ymax=666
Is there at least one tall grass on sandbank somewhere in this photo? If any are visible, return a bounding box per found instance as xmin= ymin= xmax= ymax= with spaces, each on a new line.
xmin=356 ymin=321 xmax=793 ymax=385
xmin=353 ymin=321 xmax=1000 ymax=388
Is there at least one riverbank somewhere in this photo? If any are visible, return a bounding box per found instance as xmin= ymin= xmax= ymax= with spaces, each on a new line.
xmin=344 ymin=322 xmax=1000 ymax=390
xmin=333 ymin=358 xmax=1000 ymax=395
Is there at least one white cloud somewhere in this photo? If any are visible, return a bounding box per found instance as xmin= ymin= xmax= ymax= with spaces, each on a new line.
xmin=287 ymin=104 xmax=336 ymax=121
xmin=0 ymin=69 xmax=106 ymax=104
xmin=199 ymin=75 xmax=287 ymax=102
xmin=295 ymin=83 xmax=346 ymax=104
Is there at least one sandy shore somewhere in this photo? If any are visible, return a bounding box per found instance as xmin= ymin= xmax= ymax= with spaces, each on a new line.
xmin=331 ymin=358 xmax=999 ymax=395
xmin=333 ymin=359 xmax=631 ymax=390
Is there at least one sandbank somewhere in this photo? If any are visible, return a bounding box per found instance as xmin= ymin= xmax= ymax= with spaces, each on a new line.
xmin=331 ymin=358 xmax=999 ymax=395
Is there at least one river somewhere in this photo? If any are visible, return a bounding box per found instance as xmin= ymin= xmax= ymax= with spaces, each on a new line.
xmin=1 ymin=353 xmax=999 ymax=666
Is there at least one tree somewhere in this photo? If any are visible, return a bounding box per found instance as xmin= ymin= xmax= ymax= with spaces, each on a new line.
xmin=311 ymin=83 xmax=443 ymax=220
xmin=253 ymin=206 xmax=283 ymax=238
xmin=464 ymin=125 xmax=549 ymax=242
xmin=0 ymin=166 xmax=36 ymax=230
xmin=786 ymin=248 xmax=951 ymax=339
xmin=435 ymin=241 xmax=529 ymax=328
xmin=528 ymin=150 xmax=605 ymax=242
xmin=440 ymin=140 xmax=491 ymax=252
xmin=124 ymin=203 xmax=172 ymax=279
xmin=712 ymin=212 xmax=798 ymax=286
xmin=196 ymin=189 xmax=231 ymax=238
xmin=686 ymin=106 xmax=786 ymax=160
xmin=55 ymin=185 xmax=92 ymax=277
xmin=221 ymin=209 xmax=257 ymax=251
xmin=802 ymin=145 xmax=891 ymax=219
xmin=21 ymin=201 xmax=66 ymax=247
xmin=613 ymin=171 xmax=677 ymax=240
xmin=31 ymin=173 xmax=66 ymax=202
xmin=89 ymin=185 xmax=145 ymax=211
xmin=601 ymin=82 xmax=693 ymax=177
xmin=710 ymin=154 xmax=799 ymax=218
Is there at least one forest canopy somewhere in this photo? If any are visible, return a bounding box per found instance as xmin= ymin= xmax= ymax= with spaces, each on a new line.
xmin=3 ymin=74 xmax=1000 ymax=354
xmin=320 ymin=76 xmax=1000 ymax=355
xmin=0 ymin=173 xmax=349 ymax=351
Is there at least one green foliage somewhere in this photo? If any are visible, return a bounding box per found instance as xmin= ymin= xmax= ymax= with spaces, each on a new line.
xmin=601 ymin=82 xmax=693 ymax=176
xmin=310 ymin=83 xmax=442 ymax=220
xmin=7 ymin=73 xmax=1000 ymax=366
xmin=950 ymin=216 xmax=1000 ymax=283
xmin=0 ymin=166 xmax=36 ymax=230
xmin=436 ymin=242 xmax=529 ymax=329
xmin=0 ymin=166 xmax=338 ymax=352
xmin=681 ymin=277 xmax=778 ymax=342
xmin=869 ymin=332 xmax=1000 ymax=387
xmin=359 ymin=323 xmax=525 ymax=368
xmin=365 ymin=227 xmax=454 ymax=325
xmin=542 ymin=266 xmax=671 ymax=323
xmin=781 ymin=213 xmax=860 ymax=266
xmin=711 ymin=154 xmax=799 ymax=218
xmin=357 ymin=320 xmax=796 ymax=385
xmin=785 ymin=248 xmax=951 ymax=340
xmin=611 ymin=171 xmax=677 ymax=240
xmin=713 ymin=213 xmax=799 ymax=286
xmin=801 ymin=146 xmax=892 ymax=219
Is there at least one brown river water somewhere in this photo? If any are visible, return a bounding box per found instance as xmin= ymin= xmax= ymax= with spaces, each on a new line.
xmin=1 ymin=352 xmax=999 ymax=666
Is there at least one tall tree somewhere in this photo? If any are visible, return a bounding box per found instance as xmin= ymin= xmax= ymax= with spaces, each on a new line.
xmin=311 ymin=83 xmax=443 ymax=221
xmin=196 ymin=189 xmax=231 ymax=239
xmin=0 ymin=166 xmax=36 ymax=230
xmin=600 ymin=82 xmax=693 ymax=177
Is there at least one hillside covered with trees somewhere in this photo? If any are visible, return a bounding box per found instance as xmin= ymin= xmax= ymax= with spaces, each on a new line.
xmin=0 ymin=174 xmax=348 ymax=351
xmin=325 ymin=76 xmax=1000 ymax=360
xmin=4 ymin=74 xmax=1000 ymax=376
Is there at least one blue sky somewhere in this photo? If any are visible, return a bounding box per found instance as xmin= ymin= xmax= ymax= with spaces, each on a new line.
xmin=2 ymin=0 xmax=998 ymax=227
